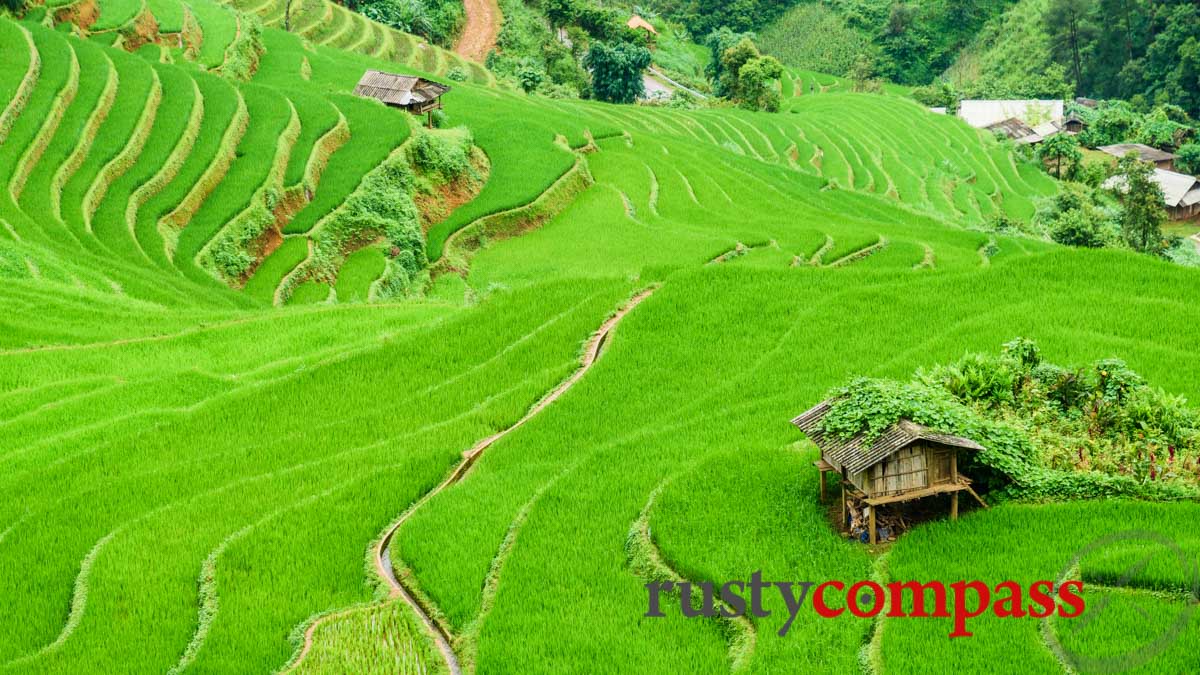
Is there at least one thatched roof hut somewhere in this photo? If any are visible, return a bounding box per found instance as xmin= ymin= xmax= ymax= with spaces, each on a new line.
xmin=354 ymin=70 xmax=450 ymax=118
xmin=626 ymin=15 xmax=658 ymax=35
xmin=792 ymin=399 xmax=989 ymax=543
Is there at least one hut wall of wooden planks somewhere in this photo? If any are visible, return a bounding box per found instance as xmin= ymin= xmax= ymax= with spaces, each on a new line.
xmin=792 ymin=400 xmax=989 ymax=544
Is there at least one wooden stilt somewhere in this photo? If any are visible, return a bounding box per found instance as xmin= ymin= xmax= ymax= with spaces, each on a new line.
xmin=951 ymin=492 xmax=959 ymax=521
xmin=819 ymin=470 xmax=826 ymax=502
xmin=840 ymin=483 xmax=846 ymax=531
xmin=964 ymin=484 xmax=989 ymax=509
xmin=868 ymin=506 xmax=877 ymax=545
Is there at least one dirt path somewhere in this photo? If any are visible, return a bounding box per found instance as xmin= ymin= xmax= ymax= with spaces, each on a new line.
xmin=289 ymin=287 xmax=657 ymax=674
xmin=454 ymin=0 xmax=500 ymax=63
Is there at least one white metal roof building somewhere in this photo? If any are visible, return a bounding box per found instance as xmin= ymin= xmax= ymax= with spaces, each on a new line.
xmin=958 ymin=100 xmax=1064 ymax=129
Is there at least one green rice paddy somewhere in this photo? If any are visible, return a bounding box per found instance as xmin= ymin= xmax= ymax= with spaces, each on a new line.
xmin=1 ymin=1 xmax=1197 ymax=673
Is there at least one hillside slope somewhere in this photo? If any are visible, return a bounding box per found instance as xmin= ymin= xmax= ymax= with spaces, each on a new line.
xmin=2 ymin=2 xmax=1199 ymax=674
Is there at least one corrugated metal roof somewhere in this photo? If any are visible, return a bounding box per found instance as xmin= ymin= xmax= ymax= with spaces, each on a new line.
xmin=985 ymin=117 xmax=1036 ymax=139
xmin=1098 ymin=143 xmax=1176 ymax=164
xmin=1032 ymin=120 xmax=1062 ymax=137
xmin=959 ymin=100 xmax=1064 ymax=129
xmin=1105 ymin=169 xmax=1200 ymax=207
xmin=791 ymin=400 xmax=984 ymax=477
xmin=353 ymin=69 xmax=450 ymax=107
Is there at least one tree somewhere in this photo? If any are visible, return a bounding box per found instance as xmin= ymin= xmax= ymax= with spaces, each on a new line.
xmin=848 ymin=54 xmax=881 ymax=93
xmin=1045 ymin=0 xmax=1097 ymax=94
xmin=1038 ymin=133 xmax=1083 ymax=179
xmin=1176 ymin=143 xmax=1200 ymax=175
xmin=717 ymin=38 xmax=759 ymax=100
xmin=735 ymin=55 xmax=784 ymax=111
xmin=1115 ymin=154 xmax=1167 ymax=253
xmin=543 ymin=0 xmax=579 ymax=29
xmin=716 ymin=37 xmax=783 ymax=111
xmin=584 ymin=41 xmax=651 ymax=104
xmin=705 ymin=28 xmax=754 ymax=98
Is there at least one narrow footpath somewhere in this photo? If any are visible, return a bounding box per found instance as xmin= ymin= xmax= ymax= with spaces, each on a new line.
xmin=289 ymin=287 xmax=657 ymax=674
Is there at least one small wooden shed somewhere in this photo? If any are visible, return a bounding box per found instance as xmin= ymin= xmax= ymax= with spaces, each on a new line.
xmin=792 ymin=400 xmax=989 ymax=544
xmin=1063 ymin=112 xmax=1086 ymax=134
xmin=354 ymin=70 xmax=450 ymax=126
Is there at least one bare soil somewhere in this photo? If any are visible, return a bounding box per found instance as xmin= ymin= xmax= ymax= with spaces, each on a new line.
xmin=454 ymin=0 xmax=500 ymax=63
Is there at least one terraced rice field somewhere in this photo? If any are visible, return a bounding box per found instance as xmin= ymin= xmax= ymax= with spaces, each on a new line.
xmin=2 ymin=1 xmax=1199 ymax=673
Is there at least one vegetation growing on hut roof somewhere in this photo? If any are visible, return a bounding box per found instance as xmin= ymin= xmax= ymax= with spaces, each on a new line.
xmin=818 ymin=338 xmax=1200 ymax=501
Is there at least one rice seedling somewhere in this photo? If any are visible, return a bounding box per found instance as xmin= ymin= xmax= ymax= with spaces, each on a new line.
xmin=334 ymin=245 xmax=386 ymax=302
xmin=4 ymin=5 xmax=1200 ymax=673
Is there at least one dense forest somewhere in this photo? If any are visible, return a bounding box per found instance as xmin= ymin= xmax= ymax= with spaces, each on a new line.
xmin=746 ymin=0 xmax=1200 ymax=117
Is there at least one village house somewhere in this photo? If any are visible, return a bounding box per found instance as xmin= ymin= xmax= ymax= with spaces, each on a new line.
xmin=963 ymin=100 xmax=1067 ymax=146
xmin=1104 ymin=168 xmax=1200 ymax=220
xmin=959 ymin=99 xmax=1064 ymax=130
xmin=354 ymin=70 xmax=450 ymax=127
xmin=792 ymin=400 xmax=989 ymax=545
xmin=1099 ymin=143 xmax=1176 ymax=171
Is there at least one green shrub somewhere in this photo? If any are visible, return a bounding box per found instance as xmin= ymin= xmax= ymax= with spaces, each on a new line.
xmin=1176 ymin=142 xmax=1200 ymax=175
xmin=309 ymin=153 xmax=425 ymax=287
xmin=408 ymin=130 xmax=472 ymax=182
xmin=220 ymin=13 xmax=264 ymax=82
xmin=817 ymin=339 xmax=1200 ymax=500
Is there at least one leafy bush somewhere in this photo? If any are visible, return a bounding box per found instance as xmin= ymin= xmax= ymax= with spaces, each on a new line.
xmin=911 ymin=80 xmax=959 ymax=112
xmin=309 ymin=154 xmax=426 ymax=295
xmin=584 ymin=40 xmax=651 ymax=104
xmin=219 ymin=13 xmax=264 ymax=82
xmin=359 ymin=0 xmax=462 ymax=44
xmin=408 ymin=130 xmax=472 ymax=182
xmin=1075 ymin=100 xmax=1198 ymax=151
xmin=1034 ymin=182 xmax=1120 ymax=249
xmin=1050 ymin=207 xmax=1110 ymax=248
xmin=1177 ymin=142 xmax=1200 ymax=175
xmin=816 ymin=339 xmax=1200 ymax=500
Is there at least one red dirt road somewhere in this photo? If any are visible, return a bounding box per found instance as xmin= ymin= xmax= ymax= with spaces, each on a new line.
xmin=454 ymin=0 xmax=501 ymax=63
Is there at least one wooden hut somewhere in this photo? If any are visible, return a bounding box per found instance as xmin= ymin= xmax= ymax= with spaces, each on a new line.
xmin=1063 ymin=112 xmax=1086 ymax=134
xmin=354 ymin=70 xmax=450 ymax=127
xmin=792 ymin=400 xmax=989 ymax=544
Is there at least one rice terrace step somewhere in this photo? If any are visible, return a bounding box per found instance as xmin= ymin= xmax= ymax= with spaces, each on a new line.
xmin=1 ymin=0 xmax=1198 ymax=673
